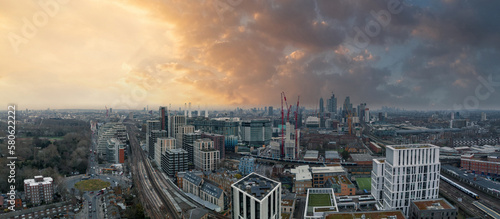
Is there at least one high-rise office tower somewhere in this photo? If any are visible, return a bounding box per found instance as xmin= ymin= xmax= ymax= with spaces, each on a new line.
xmin=327 ymin=93 xmax=337 ymax=115
xmin=319 ymin=98 xmax=324 ymax=114
xmin=159 ymin=106 xmax=169 ymax=131
xmin=240 ymin=119 xmax=272 ymax=146
xmin=364 ymin=108 xmax=370 ymax=123
xmin=342 ymin=96 xmax=353 ymax=117
xmin=231 ymin=173 xmax=281 ymax=219
xmin=268 ymin=106 xmax=273 ymax=116
xmin=372 ymin=144 xmax=441 ymax=216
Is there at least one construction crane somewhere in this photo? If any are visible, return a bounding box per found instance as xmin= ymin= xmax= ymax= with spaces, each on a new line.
xmin=294 ymin=96 xmax=300 ymax=159
xmin=281 ymin=92 xmax=285 ymax=158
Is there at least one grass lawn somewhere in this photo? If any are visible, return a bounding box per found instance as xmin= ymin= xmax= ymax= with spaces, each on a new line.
xmin=356 ymin=177 xmax=371 ymax=191
xmin=75 ymin=179 xmax=110 ymax=191
xmin=308 ymin=194 xmax=332 ymax=207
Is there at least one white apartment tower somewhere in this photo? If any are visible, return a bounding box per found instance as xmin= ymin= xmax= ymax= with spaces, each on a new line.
xmin=371 ymin=158 xmax=385 ymax=208
xmin=378 ymin=144 xmax=441 ymax=216
xmin=231 ymin=173 xmax=281 ymax=219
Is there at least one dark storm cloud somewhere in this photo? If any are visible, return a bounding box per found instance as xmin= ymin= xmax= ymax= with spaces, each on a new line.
xmin=130 ymin=0 xmax=500 ymax=109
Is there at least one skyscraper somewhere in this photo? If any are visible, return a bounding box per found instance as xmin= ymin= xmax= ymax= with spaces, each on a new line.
xmin=372 ymin=144 xmax=441 ymax=216
xmin=159 ymin=106 xmax=169 ymax=131
xmin=327 ymin=92 xmax=337 ymax=115
xmin=342 ymin=96 xmax=353 ymax=117
xmin=268 ymin=106 xmax=273 ymax=116
xmin=319 ymin=98 xmax=324 ymax=114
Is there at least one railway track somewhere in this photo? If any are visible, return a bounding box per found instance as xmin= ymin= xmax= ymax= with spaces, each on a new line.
xmin=442 ymin=172 xmax=500 ymax=215
xmin=439 ymin=179 xmax=492 ymax=218
xmin=128 ymin=124 xmax=181 ymax=219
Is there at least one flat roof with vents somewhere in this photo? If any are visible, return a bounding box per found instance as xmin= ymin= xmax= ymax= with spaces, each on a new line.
xmin=412 ymin=199 xmax=455 ymax=210
xmin=232 ymin=172 xmax=280 ymax=200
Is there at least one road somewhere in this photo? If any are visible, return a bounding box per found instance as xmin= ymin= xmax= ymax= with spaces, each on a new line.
xmin=61 ymin=130 xmax=131 ymax=218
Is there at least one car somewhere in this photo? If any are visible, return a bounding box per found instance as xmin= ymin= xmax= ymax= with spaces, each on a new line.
xmin=90 ymin=191 xmax=94 ymax=194
xmin=107 ymin=177 xmax=110 ymax=180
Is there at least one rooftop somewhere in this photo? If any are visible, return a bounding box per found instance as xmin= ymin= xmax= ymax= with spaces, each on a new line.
xmin=325 ymin=151 xmax=341 ymax=159
xmin=388 ymin=143 xmax=439 ymax=150
xmin=331 ymin=175 xmax=353 ymax=185
xmin=291 ymin=165 xmax=312 ymax=181
xmin=24 ymin=176 xmax=53 ymax=186
xmin=184 ymin=172 xmax=203 ymax=186
xmin=412 ymin=198 xmax=454 ymax=210
xmin=282 ymin=194 xmax=296 ymax=206
xmin=305 ymin=188 xmax=337 ymax=217
xmin=201 ymin=182 xmax=223 ymax=199
xmin=304 ymin=150 xmax=319 ymax=159
xmin=350 ymin=153 xmax=374 ymax=162
xmin=325 ymin=211 xmax=405 ymax=219
xmin=311 ymin=166 xmax=345 ymax=174
xmin=232 ymin=172 xmax=280 ymax=200
xmin=167 ymin=148 xmax=187 ymax=154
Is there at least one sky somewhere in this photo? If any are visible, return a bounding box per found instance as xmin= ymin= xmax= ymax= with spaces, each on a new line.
xmin=1 ymin=0 xmax=500 ymax=110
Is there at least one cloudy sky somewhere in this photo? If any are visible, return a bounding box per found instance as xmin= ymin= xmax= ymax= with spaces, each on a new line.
xmin=1 ymin=0 xmax=500 ymax=110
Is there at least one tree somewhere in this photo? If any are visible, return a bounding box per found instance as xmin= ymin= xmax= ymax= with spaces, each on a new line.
xmin=235 ymin=174 xmax=242 ymax=179
xmin=341 ymin=150 xmax=350 ymax=160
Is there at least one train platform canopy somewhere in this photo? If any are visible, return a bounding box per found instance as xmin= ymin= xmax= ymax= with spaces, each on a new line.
xmin=442 ymin=165 xmax=500 ymax=192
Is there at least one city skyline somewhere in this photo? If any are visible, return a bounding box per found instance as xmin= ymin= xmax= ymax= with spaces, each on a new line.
xmin=2 ymin=1 xmax=500 ymax=110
